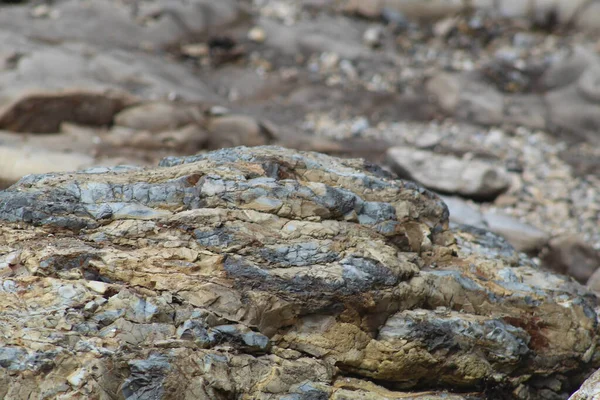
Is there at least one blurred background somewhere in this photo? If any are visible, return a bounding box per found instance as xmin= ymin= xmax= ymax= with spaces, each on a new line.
xmin=0 ymin=0 xmax=599 ymax=287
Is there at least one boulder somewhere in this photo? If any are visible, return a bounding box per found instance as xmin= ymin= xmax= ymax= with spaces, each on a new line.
xmin=386 ymin=146 xmax=511 ymax=200
xmin=0 ymin=146 xmax=597 ymax=399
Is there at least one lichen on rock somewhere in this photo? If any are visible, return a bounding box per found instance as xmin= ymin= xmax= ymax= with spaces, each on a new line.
xmin=0 ymin=146 xmax=597 ymax=399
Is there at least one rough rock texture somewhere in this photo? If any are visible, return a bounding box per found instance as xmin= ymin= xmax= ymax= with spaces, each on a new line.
xmin=0 ymin=146 xmax=597 ymax=399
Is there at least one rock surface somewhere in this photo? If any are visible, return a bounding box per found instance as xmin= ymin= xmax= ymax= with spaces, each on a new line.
xmin=0 ymin=146 xmax=597 ymax=399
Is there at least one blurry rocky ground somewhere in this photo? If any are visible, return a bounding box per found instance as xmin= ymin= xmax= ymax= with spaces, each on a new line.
xmin=0 ymin=0 xmax=600 ymax=397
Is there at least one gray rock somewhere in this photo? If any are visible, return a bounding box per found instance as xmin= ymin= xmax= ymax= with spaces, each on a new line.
xmin=483 ymin=211 xmax=550 ymax=253
xmin=122 ymin=354 xmax=171 ymax=400
xmin=439 ymin=195 xmax=487 ymax=229
xmin=387 ymin=147 xmax=511 ymax=199
xmin=546 ymin=85 xmax=600 ymax=143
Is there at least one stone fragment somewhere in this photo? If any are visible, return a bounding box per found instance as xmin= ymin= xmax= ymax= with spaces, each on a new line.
xmin=114 ymin=102 xmax=200 ymax=133
xmin=205 ymin=115 xmax=275 ymax=148
xmin=439 ymin=195 xmax=487 ymax=229
xmin=483 ymin=212 xmax=550 ymax=253
xmin=387 ymin=147 xmax=510 ymax=199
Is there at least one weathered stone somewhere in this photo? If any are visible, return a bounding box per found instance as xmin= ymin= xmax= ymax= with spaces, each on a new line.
xmin=387 ymin=147 xmax=511 ymax=200
xmin=427 ymin=47 xmax=600 ymax=144
xmin=0 ymin=146 xmax=596 ymax=399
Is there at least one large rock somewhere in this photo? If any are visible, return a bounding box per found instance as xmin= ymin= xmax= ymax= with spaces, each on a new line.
xmin=0 ymin=146 xmax=597 ymax=399
xmin=0 ymin=89 xmax=134 ymax=133
xmin=386 ymin=146 xmax=511 ymax=200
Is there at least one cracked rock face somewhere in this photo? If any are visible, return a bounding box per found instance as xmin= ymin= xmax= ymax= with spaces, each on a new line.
xmin=0 ymin=146 xmax=597 ymax=399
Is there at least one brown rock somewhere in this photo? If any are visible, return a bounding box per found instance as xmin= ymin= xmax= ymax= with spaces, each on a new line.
xmin=0 ymin=89 xmax=133 ymax=133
